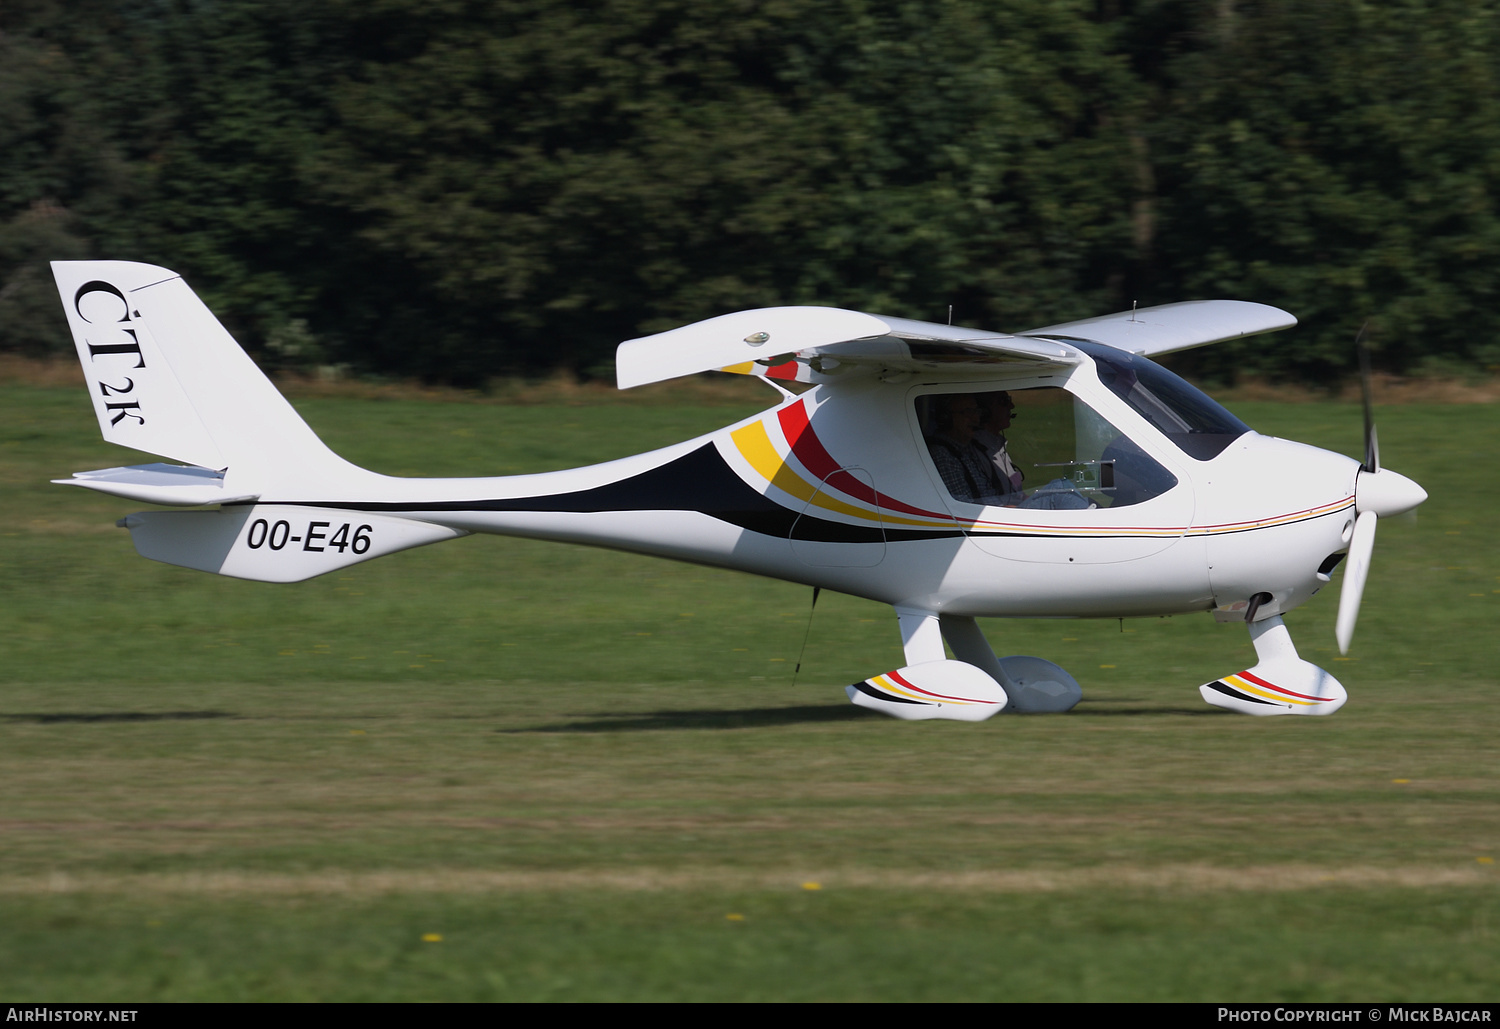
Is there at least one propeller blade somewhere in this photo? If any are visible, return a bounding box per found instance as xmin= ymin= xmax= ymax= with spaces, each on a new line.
xmin=1356 ymin=322 xmax=1379 ymax=473
xmin=1336 ymin=510 xmax=1378 ymax=654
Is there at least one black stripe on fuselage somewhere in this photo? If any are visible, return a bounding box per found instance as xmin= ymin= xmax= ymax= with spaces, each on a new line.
xmin=277 ymin=443 xmax=964 ymax=544
xmin=259 ymin=441 xmax=1312 ymax=546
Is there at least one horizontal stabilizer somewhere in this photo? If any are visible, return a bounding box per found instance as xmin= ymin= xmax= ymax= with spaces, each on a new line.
xmin=120 ymin=505 xmax=469 ymax=583
xmin=55 ymin=463 xmax=258 ymax=506
xmin=1021 ymin=300 xmax=1296 ymax=357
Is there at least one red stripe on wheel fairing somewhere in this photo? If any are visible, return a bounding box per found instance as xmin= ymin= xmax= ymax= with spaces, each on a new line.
xmin=1237 ymin=670 xmax=1331 ymax=703
xmin=887 ymin=669 xmax=998 ymax=705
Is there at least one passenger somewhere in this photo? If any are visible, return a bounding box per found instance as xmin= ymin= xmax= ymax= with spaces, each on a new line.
xmin=926 ymin=391 xmax=1092 ymax=510
xmin=925 ymin=393 xmax=1014 ymax=505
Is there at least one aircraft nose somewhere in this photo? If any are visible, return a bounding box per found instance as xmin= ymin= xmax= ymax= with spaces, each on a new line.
xmin=1355 ymin=467 xmax=1427 ymax=518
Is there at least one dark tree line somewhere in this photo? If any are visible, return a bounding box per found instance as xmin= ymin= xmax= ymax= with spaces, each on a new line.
xmin=3 ymin=0 xmax=1498 ymax=385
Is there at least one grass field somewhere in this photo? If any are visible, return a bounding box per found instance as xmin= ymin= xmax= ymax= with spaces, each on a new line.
xmin=1 ymin=380 xmax=1496 ymax=1001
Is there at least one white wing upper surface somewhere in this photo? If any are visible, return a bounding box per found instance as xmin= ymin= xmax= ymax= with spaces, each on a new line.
xmin=616 ymin=308 xmax=1079 ymax=388
xmin=1020 ymin=300 xmax=1296 ymax=356
xmin=616 ymin=307 xmax=891 ymax=389
xmin=616 ymin=300 xmax=1294 ymax=389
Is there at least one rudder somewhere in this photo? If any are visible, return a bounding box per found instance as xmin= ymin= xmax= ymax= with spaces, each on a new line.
xmin=52 ymin=261 xmax=365 ymax=499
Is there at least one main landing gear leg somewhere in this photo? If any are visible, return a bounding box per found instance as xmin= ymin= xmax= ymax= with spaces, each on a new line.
xmin=940 ymin=615 xmax=1082 ymax=714
xmin=843 ymin=608 xmax=1008 ymax=721
xmin=1199 ymin=614 xmax=1347 ymax=716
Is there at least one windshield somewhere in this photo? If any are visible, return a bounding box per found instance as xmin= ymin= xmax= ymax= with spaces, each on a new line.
xmin=1072 ymin=341 xmax=1251 ymax=460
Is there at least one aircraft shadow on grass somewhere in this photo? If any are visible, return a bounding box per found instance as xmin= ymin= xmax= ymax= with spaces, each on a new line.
xmin=502 ymin=704 xmax=873 ymax=733
xmin=0 ymin=710 xmax=234 ymax=724
xmin=502 ymin=700 xmax=1217 ymax=733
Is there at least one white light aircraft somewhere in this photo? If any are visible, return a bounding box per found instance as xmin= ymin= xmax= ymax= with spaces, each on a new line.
xmin=50 ymin=261 xmax=1426 ymax=721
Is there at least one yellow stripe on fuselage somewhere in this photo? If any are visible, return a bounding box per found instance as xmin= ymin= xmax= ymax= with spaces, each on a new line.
xmin=729 ymin=419 xmax=1353 ymax=541
xmin=1187 ymin=498 xmax=1354 ymax=536
xmin=729 ymin=421 xmax=954 ymax=529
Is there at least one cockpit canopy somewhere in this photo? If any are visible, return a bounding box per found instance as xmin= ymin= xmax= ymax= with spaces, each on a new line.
xmin=1074 ymin=341 xmax=1251 ymax=461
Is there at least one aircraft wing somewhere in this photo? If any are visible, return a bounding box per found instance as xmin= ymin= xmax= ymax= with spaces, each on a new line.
xmin=1019 ymin=300 xmax=1296 ymax=357
xmin=616 ymin=308 xmax=1077 ymax=389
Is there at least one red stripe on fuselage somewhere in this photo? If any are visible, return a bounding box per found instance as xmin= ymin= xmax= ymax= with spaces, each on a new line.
xmin=777 ymin=401 xmax=956 ymax=521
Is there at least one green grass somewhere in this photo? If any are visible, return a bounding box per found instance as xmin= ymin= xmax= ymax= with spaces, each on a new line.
xmin=2 ymin=384 xmax=1497 ymax=1000
xmin=3 ymin=890 xmax=1493 ymax=1001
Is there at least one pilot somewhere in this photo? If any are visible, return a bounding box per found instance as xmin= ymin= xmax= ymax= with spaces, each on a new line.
xmin=973 ymin=391 xmax=1025 ymax=493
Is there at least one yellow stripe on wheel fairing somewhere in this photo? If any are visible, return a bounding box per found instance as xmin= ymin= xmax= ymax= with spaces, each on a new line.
xmin=868 ymin=675 xmax=935 ymax=704
xmin=869 ymin=674 xmax=986 ymax=706
xmin=1223 ymin=674 xmax=1320 ymax=706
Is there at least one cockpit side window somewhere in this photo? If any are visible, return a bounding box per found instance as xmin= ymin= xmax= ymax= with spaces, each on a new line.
xmin=1073 ymin=341 xmax=1251 ymax=461
xmin=917 ymin=386 xmax=1177 ymax=509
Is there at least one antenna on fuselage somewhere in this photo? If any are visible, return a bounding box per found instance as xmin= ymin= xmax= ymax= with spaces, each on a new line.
xmin=947 ymin=305 xmax=953 ymax=326
xmin=791 ymin=587 xmax=821 ymax=684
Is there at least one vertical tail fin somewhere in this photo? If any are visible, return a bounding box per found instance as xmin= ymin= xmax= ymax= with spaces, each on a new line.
xmin=51 ymin=261 xmax=364 ymax=499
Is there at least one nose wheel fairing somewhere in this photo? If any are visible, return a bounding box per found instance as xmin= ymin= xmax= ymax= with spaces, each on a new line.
xmin=1199 ymin=615 xmax=1346 ymax=716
